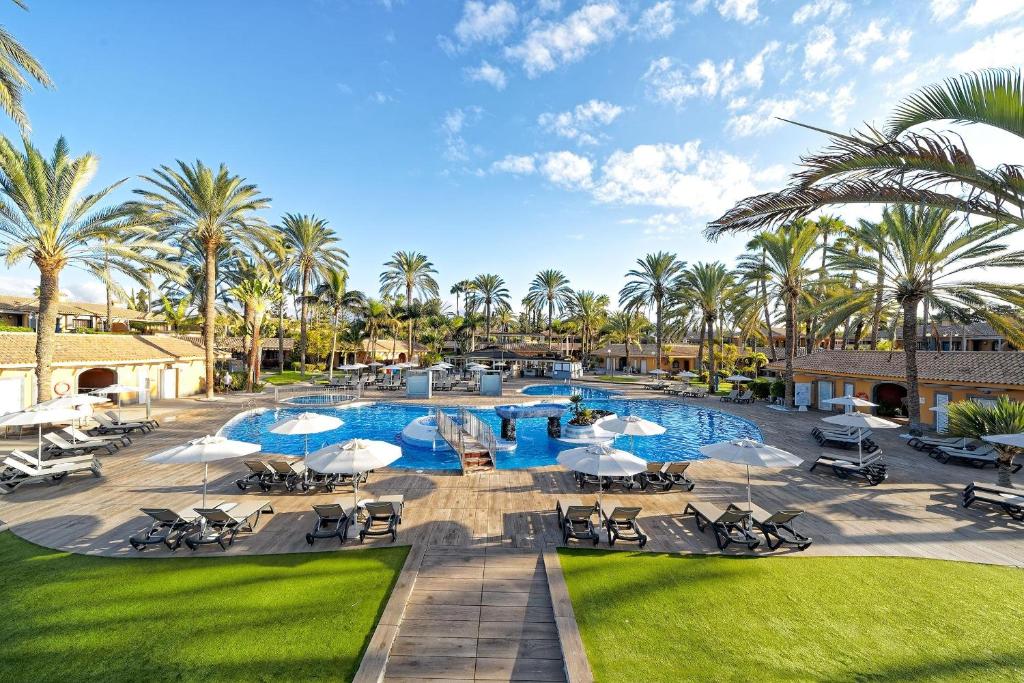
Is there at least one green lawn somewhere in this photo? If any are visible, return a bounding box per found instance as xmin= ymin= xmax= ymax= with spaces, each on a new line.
xmin=263 ymin=370 xmax=319 ymax=385
xmin=0 ymin=532 xmax=408 ymax=682
xmin=559 ymin=550 xmax=1024 ymax=682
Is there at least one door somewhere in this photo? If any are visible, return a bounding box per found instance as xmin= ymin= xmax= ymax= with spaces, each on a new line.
xmin=136 ymin=367 xmax=149 ymax=404
xmin=160 ymin=369 xmax=177 ymax=399
xmin=817 ymin=380 xmax=833 ymax=411
xmin=934 ymin=393 xmax=949 ymax=433
xmin=640 ymin=359 xmax=648 ymax=374
xmin=843 ymin=382 xmax=855 ymax=412
xmin=0 ymin=377 xmax=24 ymax=414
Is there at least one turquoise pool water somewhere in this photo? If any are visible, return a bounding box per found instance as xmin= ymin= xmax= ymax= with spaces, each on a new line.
xmin=222 ymin=395 xmax=762 ymax=471
xmin=520 ymin=384 xmax=616 ymax=399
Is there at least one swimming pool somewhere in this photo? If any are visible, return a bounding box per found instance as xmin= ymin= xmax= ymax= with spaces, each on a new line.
xmin=520 ymin=384 xmax=616 ymax=399
xmin=221 ymin=396 xmax=762 ymax=471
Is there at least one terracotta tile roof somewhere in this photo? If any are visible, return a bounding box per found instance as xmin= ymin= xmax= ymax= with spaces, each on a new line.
xmin=0 ymin=332 xmax=205 ymax=368
xmin=0 ymin=294 xmax=158 ymax=321
xmin=594 ymin=343 xmax=699 ymax=357
xmin=765 ymin=350 xmax=1024 ymax=387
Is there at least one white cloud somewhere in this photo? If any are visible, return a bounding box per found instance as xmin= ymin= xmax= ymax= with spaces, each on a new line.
xmin=540 ymin=151 xmax=594 ymax=188
xmin=792 ymin=0 xmax=849 ymax=25
xmin=442 ymin=106 xmax=484 ymax=161
xmin=802 ymin=25 xmax=837 ymax=78
xmin=464 ymin=61 xmax=508 ymax=90
xmin=829 ymin=82 xmax=856 ymax=126
xmin=0 ymin=275 xmax=33 ymax=297
xmin=538 ymin=0 xmax=562 ymax=13
xmin=871 ymin=29 xmax=911 ymax=73
xmin=538 ymin=99 xmax=623 ymax=145
xmin=717 ymin=0 xmax=759 ymax=23
xmin=64 ymin=280 xmax=107 ymax=304
xmin=627 ymin=212 xmax=698 ymax=240
xmin=591 ymin=141 xmax=785 ymax=217
xmin=930 ymin=0 xmax=961 ymax=21
xmin=505 ymin=3 xmax=627 ymax=77
xmin=637 ymin=1 xmax=677 ymax=40
xmin=455 ymin=1 xmax=518 ymax=45
xmin=491 ymin=154 xmax=536 ymax=174
xmin=845 ymin=20 xmax=885 ymax=64
xmin=949 ymin=26 xmax=1024 ymax=70
xmin=688 ymin=0 xmax=710 ymax=13
xmin=642 ymin=42 xmax=778 ymax=107
xmin=727 ymin=97 xmax=804 ymax=137
xmin=370 ymin=91 xmax=395 ymax=104
xmin=963 ymin=0 xmax=1024 ymax=26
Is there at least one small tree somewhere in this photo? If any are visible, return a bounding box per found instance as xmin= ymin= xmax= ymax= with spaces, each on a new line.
xmin=947 ymin=398 xmax=1024 ymax=487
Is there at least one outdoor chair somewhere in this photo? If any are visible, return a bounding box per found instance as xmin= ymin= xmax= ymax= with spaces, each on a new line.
xmin=359 ymin=500 xmax=400 ymax=542
xmin=235 ymin=460 xmax=273 ymax=490
xmin=810 ymin=452 xmax=887 ymax=486
xmin=734 ymin=389 xmax=754 ymax=404
xmin=106 ymin=410 xmax=158 ymax=429
xmin=719 ymin=389 xmax=739 ymax=403
xmin=300 ymin=468 xmax=340 ymax=492
xmin=0 ymin=450 xmax=102 ymax=494
xmin=43 ymin=432 xmax=117 ymax=456
xmin=128 ymin=504 xmax=224 ymax=551
xmin=907 ymin=435 xmax=970 ymax=452
xmin=813 ymin=430 xmax=879 ymax=451
xmin=728 ymin=503 xmax=812 ymax=550
xmin=601 ymin=505 xmax=647 ymax=547
xmin=264 ymin=460 xmax=306 ymax=491
xmin=638 ymin=462 xmax=674 ymax=491
xmin=185 ymin=500 xmax=274 ymax=551
xmin=62 ymin=426 xmax=130 ymax=448
xmin=811 ymin=425 xmax=866 ymax=439
xmin=663 ymin=461 xmax=696 ymax=490
xmin=555 ymin=499 xmax=599 ymax=545
xmin=962 ymin=481 xmax=1024 ymax=520
xmin=932 ymin=445 xmax=1019 ymax=471
xmin=91 ymin=414 xmax=150 ymax=435
xmin=683 ymin=500 xmax=760 ymax=550
xmin=305 ymin=503 xmax=354 ymax=545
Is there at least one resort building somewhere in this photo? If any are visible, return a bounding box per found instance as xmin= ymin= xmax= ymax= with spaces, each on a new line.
xmin=767 ymin=350 xmax=1024 ymax=428
xmin=0 ymin=294 xmax=165 ymax=333
xmin=594 ymin=343 xmax=700 ymax=374
xmin=895 ymin=321 xmax=1016 ymax=352
xmin=0 ymin=332 xmax=209 ymax=413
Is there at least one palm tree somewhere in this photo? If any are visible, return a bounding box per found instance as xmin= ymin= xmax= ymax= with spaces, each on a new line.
xmin=707 ymin=69 xmax=1024 ymax=237
xmin=279 ymin=213 xmax=348 ymax=375
xmin=160 ymin=294 xmax=191 ymax=332
xmin=229 ymin=275 xmax=280 ymax=391
xmin=735 ymin=233 xmax=776 ymax=360
xmin=619 ymin=252 xmax=685 ymax=373
xmin=676 ymin=262 xmax=735 ymax=386
xmin=358 ymin=297 xmax=392 ymax=363
xmin=564 ymin=289 xmax=609 ymax=361
xmin=527 ymin=269 xmax=571 ymax=350
xmin=134 ymin=160 xmax=271 ymax=399
xmin=380 ymin=251 xmax=438 ymax=362
xmin=603 ymin=306 xmax=648 ymax=372
xmin=450 ymin=279 xmax=471 ymax=316
xmin=466 ymin=274 xmax=509 ymax=341
xmin=948 ymin=397 xmax=1024 ymax=487
xmin=0 ymin=137 xmax=177 ymax=400
xmin=302 ymin=269 xmax=362 ymax=380
xmin=830 ymin=204 xmax=1024 ymax=431
xmin=0 ymin=1 xmax=53 ymax=132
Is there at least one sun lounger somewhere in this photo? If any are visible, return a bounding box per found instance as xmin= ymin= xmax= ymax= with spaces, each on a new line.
xmin=727 ymin=503 xmax=812 ymax=550
xmin=107 ymin=410 xmax=158 ymax=429
xmin=235 ymin=460 xmax=273 ymax=490
xmin=265 ymin=460 xmax=306 ymax=491
xmin=733 ymin=389 xmax=754 ymax=404
xmin=91 ymin=413 xmax=150 ymax=435
xmin=0 ymin=450 xmax=102 ymax=494
xmin=931 ymin=445 xmax=1019 ymax=471
xmin=300 ymin=468 xmax=340 ymax=492
xmin=907 ymin=435 xmax=968 ymax=451
xmin=600 ymin=505 xmax=647 ymax=547
xmin=638 ymin=462 xmax=673 ymax=491
xmin=814 ymin=431 xmax=880 ymax=451
xmin=683 ymin=387 xmax=708 ymax=398
xmin=129 ymin=503 xmax=233 ymax=551
xmin=185 ymin=500 xmax=274 ymax=550
xmin=962 ymin=481 xmax=1024 ymax=520
xmin=810 ymin=452 xmax=887 ymax=485
xmin=358 ymin=499 xmax=401 ymax=542
xmin=43 ymin=432 xmax=117 ymax=456
xmin=811 ymin=425 xmax=869 ymax=439
xmin=555 ymin=499 xmax=599 ymax=545
xmin=62 ymin=426 xmax=130 ymax=448
xmin=683 ymin=500 xmax=759 ymax=550
xmin=719 ymin=389 xmax=739 ymax=403
xmin=305 ymin=503 xmax=355 ymax=545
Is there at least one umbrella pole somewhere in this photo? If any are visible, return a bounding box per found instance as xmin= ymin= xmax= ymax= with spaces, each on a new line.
xmin=858 ymin=428 xmax=863 ymax=466
xmin=37 ymin=425 xmax=42 ymax=465
xmin=203 ymin=462 xmax=208 ymax=508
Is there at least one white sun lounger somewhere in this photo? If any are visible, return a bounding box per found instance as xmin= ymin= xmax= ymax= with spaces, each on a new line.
xmin=0 ymin=450 xmax=102 ymax=494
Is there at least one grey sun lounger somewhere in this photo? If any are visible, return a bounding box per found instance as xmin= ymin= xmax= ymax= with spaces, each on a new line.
xmin=932 ymin=445 xmax=1020 ymax=471
xmin=359 ymin=498 xmax=403 ymax=543
xmin=638 ymin=461 xmax=694 ymax=491
xmin=0 ymin=450 xmax=102 ymax=493
xmin=600 ymin=505 xmax=647 ymax=547
xmin=129 ymin=502 xmax=234 ymax=551
xmin=43 ymin=432 xmax=117 ymax=456
xmin=306 ymin=503 xmax=355 ymax=545
xmin=727 ymin=502 xmax=812 ymax=550
xmin=91 ymin=414 xmax=150 ymax=435
xmin=62 ymin=426 xmax=130 ymax=448
xmin=962 ymin=482 xmax=1024 ymax=520
xmin=683 ymin=500 xmax=760 ymax=550
xmin=265 ymin=460 xmax=306 ymax=491
xmin=810 ymin=452 xmax=887 ymax=485
xmin=235 ymin=460 xmax=273 ymax=490
xmin=720 ymin=389 xmax=739 ymax=403
xmin=907 ymin=435 xmax=969 ymax=451
xmin=106 ymin=410 xmax=158 ymax=429
xmin=556 ymin=499 xmax=600 ymax=545
xmin=185 ymin=500 xmax=274 ymax=550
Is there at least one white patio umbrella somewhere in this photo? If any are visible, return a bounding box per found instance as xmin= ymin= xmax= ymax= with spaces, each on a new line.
xmin=269 ymin=412 xmax=343 ymax=456
xmin=145 ymin=435 xmax=261 ymax=507
xmin=557 ymin=444 xmax=647 ymax=509
xmin=981 ymin=433 xmax=1024 ymax=449
xmin=699 ymin=438 xmax=802 ymax=513
xmin=90 ymin=384 xmax=147 ymax=422
xmin=824 ymin=395 xmax=878 ymax=413
xmin=725 ymin=374 xmax=753 ymax=383
xmin=382 ymin=364 xmax=403 ymax=372
xmin=305 ymin=438 xmax=402 ymax=509
xmin=337 ymin=363 xmax=367 ymax=371
xmin=601 ymin=415 xmax=666 ymax=452
xmin=33 ymin=395 xmax=108 ymax=443
xmin=822 ymin=412 xmax=900 ymax=464
xmin=368 ymin=361 xmax=384 ymax=367
xmin=649 ymin=369 xmax=668 ymax=376
xmin=677 ymin=371 xmax=699 ymax=378
xmin=428 ymin=364 xmax=450 ymax=371
xmin=0 ymin=406 xmax=89 ymax=463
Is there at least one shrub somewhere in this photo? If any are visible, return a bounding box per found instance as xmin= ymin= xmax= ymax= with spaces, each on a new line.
xmin=750 ymin=379 xmax=771 ymax=400
xmin=0 ymin=325 xmax=32 ymax=332
xmin=770 ymin=380 xmax=785 ymax=398
xmin=290 ymin=361 xmax=302 ymax=372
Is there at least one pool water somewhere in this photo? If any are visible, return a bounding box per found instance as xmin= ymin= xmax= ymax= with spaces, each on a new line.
xmin=221 ymin=396 xmax=762 ymax=471
xmin=520 ymin=384 xmax=616 ymax=400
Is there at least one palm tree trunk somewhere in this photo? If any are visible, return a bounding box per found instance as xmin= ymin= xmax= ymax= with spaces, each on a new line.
xmin=761 ymin=280 xmax=776 ymax=361
xmin=902 ymin=297 xmax=923 ymax=432
xmin=247 ymin=316 xmax=261 ymax=393
xmin=242 ymin=301 xmax=253 ymax=389
xmin=277 ymin=277 xmax=286 ymax=374
xmin=203 ymin=242 xmax=217 ymax=399
xmin=328 ymin=308 xmax=340 ymax=381
xmin=696 ymin=324 xmax=705 ymax=380
xmin=997 ymin=452 xmax=1015 ymax=488
xmin=784 ymin=295 xmax=796 ymax=408
xmin=485 ymin=304 xmax=492 ymax=340
xmin=655 ymin=297 xmax=663 ymax=373
xmin=707 ymin=317 xmax=717 ymax=389
xmin=34 ymin=265 xmax=60 ymax=401
xmin=105 ymin=284 xmax=113 ymax=333
xmin=547 ymin=300 xmax=553 ymax=350
xmin=299 ymin=269 xmax=309 ymax=375
xmin=869 ymin=251 xmax=885 ymax=349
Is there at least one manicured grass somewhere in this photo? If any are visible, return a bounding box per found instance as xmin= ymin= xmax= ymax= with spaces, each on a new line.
xmin=263 ymin=370 xmax=319 ymax=385
xmin=559 ymin=550 xmax=1024 ymax=682
xmin=593 ymin=374 xmax=645 ymax=383
xmin=0 ymin=532 xmax=408 ymax=682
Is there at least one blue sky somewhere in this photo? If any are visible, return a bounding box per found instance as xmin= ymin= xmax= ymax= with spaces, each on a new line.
xmin=2 ymin=0 xmax=1023 ymax=308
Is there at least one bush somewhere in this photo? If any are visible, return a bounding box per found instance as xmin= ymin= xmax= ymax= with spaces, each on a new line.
xmin=0 ymin=325 xmax=32 ymax=332
xmin=750 ymin=379 xmax=771 ymax=400
xmin=770 ymin=380 xmax=785 ymax=398
xmin=290 ymin=361 xmax=302 ymax=372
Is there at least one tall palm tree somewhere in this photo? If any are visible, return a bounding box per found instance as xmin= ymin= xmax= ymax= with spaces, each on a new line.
xmin=450 ymin=279 xmax=471 ymax=316
xmin=830 ymin=204 xmax=1024 ymax=431
xmin=229 ymin=275 xmax=280 ymax=391
xmin=466 ymin=273 xmax=509 ymax=341
xmin=619 ymin=252 xmax=685 ymax=373
xmin=0 ymin=137 xmax=177 ymax=400
xmin=807 ymin=215 xmax=847 ymax=352
xmin=527 ymin=269 xmax=571 ymax=350
xmin=302 ymin=268 xmax=362 ymax=380
xmin=278 ymin=213 xmax=348 ymax=375
xmin=380 ymin=251 xmax=438 ymax=362
xmin=160 ymin=294 xmax=191 ymax=332
xmin=603 ymin=306 xmax=648 ymax=372
xmin=358 ymin=297 xmax=392 ymax=363
xmin=0 ymin=1 xmax=53 ymax=132
xmin=676 ymin=262 xmax=735 ymax=385
xmin=564 ymin=289 xmax=609 ymax=361
xmin=133 ymin=160 xmax=271 ymax=399
xmin=707 ymin=69 xmax=1024 ymax=237
xmin=736 ymin=233 xmax=777 ymax=360
xmin=948 ymin=397 xmax=1024 ymax=487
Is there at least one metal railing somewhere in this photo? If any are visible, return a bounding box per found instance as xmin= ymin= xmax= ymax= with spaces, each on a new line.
xmin=458 ymin=408 xmax=497 ymax=462
xmin=272 ymin=384 xmax=360 ymax=404
xmin=435 ymin=408 xmax=465 ymax=475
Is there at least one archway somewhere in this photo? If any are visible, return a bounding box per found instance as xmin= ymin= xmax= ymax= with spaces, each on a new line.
xmin=398 ymin=352 xmax=407 ymax=363
xmin=77 ymin=367 xmax=116 ymax=394
xmin=873 ymin=382 xmax=908 ymax=417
